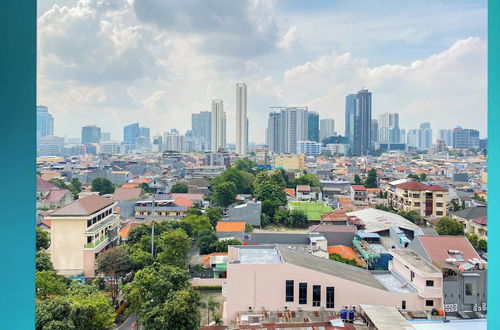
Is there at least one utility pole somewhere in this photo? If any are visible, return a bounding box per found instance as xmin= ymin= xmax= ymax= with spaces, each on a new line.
xmin=151 ymin=193 xmax=155 ymax=257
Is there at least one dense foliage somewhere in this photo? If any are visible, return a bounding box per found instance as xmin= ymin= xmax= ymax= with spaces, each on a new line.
xmin=171 ymin=183 xmax=189 ymax=193
xmin=91 ymin=178 xmax=115 ymax=195
xmin=435 ymin=217 xmax=465 ymax=236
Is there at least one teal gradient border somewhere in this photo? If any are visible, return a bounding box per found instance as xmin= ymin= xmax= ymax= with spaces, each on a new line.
xmin=488 ymin=1 xmax=499 ymax=329
xmin=0 ymin=1 xmax=36 ymax=329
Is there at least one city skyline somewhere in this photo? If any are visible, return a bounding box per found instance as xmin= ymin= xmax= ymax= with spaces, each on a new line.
xmin=37 ymin=0 xmax=486 ymax=143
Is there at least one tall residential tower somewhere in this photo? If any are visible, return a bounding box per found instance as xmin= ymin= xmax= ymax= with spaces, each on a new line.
xmin=211 ymin=100 xmax=226 ymax=152
xmin=236 ymin=83 xmax=248 ymax=155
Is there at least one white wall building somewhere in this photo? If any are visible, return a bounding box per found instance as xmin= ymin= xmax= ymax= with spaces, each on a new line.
xmin=211 ymin=100 xmax=226 ymax=152
xmin=236 ymin=83 xmax=248 ymax=156
xmin=320 ymin=119 xmax=335 ymax=142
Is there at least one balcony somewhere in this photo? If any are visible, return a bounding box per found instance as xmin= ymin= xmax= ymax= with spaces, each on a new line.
xmin=85 ymin=235 xmax=108 ymax=249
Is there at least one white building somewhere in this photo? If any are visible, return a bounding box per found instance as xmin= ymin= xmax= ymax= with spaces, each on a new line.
xmin=211 ymin=100 xmax=226 ymax=152
xmin=378 ymin=113 xmax=401 ymax=143
xmin=164 ymin=129 xmax=187 ymax=152
xmin=320 ymin=119 xmax=335 ymax=142
xmin=297 ymin=140 xmax=321 ymax=156
xmin=267 ymin=107 xmax=309 ymax=154
xmin=325 ymin=143 xmax=348 ymax=155
xmin=236 ymin=83 xmax=248 ymax=156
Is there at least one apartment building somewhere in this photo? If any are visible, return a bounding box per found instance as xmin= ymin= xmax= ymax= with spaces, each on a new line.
xmin=274 ymin=153 xmax=306 ymax=171
xmin=45 ymin=195 xmax=119 ymax=276
xmin=386 ymin=180 xmax=447 ymax=218
xmin=223 ymin=244 xmax=423 ymax=324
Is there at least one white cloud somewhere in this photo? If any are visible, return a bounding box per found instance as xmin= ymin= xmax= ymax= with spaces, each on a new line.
xmin=276 ymin=25 xmax=300 ymax=51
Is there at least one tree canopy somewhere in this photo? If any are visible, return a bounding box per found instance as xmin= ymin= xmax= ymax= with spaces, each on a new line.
xmin=36 ymin=251 xmax=54 ymax=272
xmin=435 ymin=217 xmax=465 ymax=235
xmin=157 ymin=228 xmax=191 ymax=268
xmin=91 ymin=178 xmax=115 ymax=195
xmin=364 ymin=168 xmax=378 ymax=188
xmin=212 ymin=181 xmax=237 ymax=207
xmin=253 ymin=171 xmax=287 ymax=206
xmin=171 ymin=183 xmax=189 ymax=193
xmin=36 ymin=227 xmax=50 ymax=251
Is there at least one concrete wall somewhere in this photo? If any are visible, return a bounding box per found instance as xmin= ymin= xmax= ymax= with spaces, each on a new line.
xmin=191 ymin=278 xmax=226 ymax=287
xmin=51 ymin=218 xmax=87 ymax=275
xmin=223 ymin=262 xmax=420 ymax=324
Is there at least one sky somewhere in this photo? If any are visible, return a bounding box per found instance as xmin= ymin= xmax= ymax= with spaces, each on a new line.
xmin=37 ymin=0 xmax=487 ymax=143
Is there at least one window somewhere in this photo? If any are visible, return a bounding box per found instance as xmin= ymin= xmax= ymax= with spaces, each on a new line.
xmin=285 ymin=280 xmax=294 ymax=302
xmin=410 ymin=271 xmax=415 ymax=282
xmin=312 ymin=285 xmax=321 ymax=307
xmin=436 ymin=211 xmax=443 ymax=216
xmin=465 ymin=283 xmax=476 ymax=296
xmin=299 ymin=283 xmax=307 ymax=304
xmin=402 ymin=301 xmax=406 ymax=310
xmin=426 ymin=280 xmax=434 ymax=287
xmin=436 ymin=194 xmax=443 ymax=197
xmin=426 ymin=300 xmax=434 ymax=307
xmin=414 ymin=202 xmax=421 ymax=207
xmin=412 ymin=194 xmax=420 ymax=198
xmin=326 ymin=287 xmax=335 ymax=308
xmin=436 ymin=203 xmax=443 ymax=207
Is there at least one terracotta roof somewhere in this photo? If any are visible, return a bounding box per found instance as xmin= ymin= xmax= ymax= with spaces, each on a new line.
xmin=309 ymin=225 xmax=357 ymax=233
xmin=201 ymin=252 xmax=228 ymax=266
xmin=37 ymin=177 xmax=57 ymax=191
xmin=170 ymin=193 xmax=204 ymax=201
xmin=41 ymin=220 xmax=51 ymax=228
xmin=284 ymin=188 xmax=296 ymax=197
xmin=216 ymin=221 xmax=246 ymax=232
xmin=131 ymin=177 xmax=152 ymax=184
xmin=320 ymin=212 xmax=349 ymax=222
xmin=48 ymin=195 xmax=114 ymax=216
xmin=45 ymin=189 xmax=71 ymax=202
xmin=395 ymin=181 xmax=447 ymax=192
xmin=119 ymin=222 xmax=140 ymax=239
xmin=40 ymin=172 xmax=60 ymax=181
xmin=121 ymin=183 xmax=139 ymax=189
xmin=472 ymin=216 xmax=487 ymax=226
xmin=174 ymin=196 xmax=194 ymax=207
xmin=327 ymin=245 xmax=366 ymax=267
xmin=351 ymin=185 xmax=366 ymax=191
xmin=417 ymin=235 xmax=481 ymax=265
xmin=296 ymin=185 xmax=311 ymax=192
xmin=112 ymin=188 xmax=143 ymax=201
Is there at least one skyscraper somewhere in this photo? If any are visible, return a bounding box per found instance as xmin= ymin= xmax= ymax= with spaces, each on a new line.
xmin=211 ymin=100 xmax=226 ymax=152
xmin=371 ymin=119 xmax=378 ymax=144
xmin=307 ymin=111 xmax=319 ymax=142
xmin=350 ymin=89 xmax=372 ymax=156
xmin=36 ymin=105 xmax=54 ymax=138
xmin=345 ymin=94 xmax=356 ymax=139
xmin=438 ymin=129 xmax=454 ymax=146
xmin=267 ymin=107 xmax=309 ymax=154
xmin=453 ymin=127 xmax=480 ymax=149
xmin=320 ymin=119 xmax=335 ymax=142
xmin=378 ymin=113 xmax=401 ymax=143
xmin=192 ymin=111 xmax=212 ymax=151
xmin=123 ymin=123 xmax=140 ymax=147
xmin=236 ymin=83 xmax=248 ymax=155
xmin=137 ymin=126 xmax=151 ymax=149
xmin=81 ymin=125 xmax=101 ymax=145
xmin=419 ymin=122 xmax=432 ymax=149
xmin=164 ymin=129 xmax=187 ymax=152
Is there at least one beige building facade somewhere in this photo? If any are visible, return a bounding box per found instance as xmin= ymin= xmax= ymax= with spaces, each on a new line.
xmin=386 ymin=181 xmax=447 ymax=218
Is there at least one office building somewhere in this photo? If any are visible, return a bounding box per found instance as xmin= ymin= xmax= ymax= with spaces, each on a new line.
xmin=81 ymin=125 xmax=101 ymax=145
xmin=267 ymin=107 xmax=309 ymax=154
xmin=99 ymin=141 xmax=122 ymax=154
xmin=36 ymin=105 xmax=54 ymax=138
xmin=344 ymin=94 xmax=356 ymax=139
xmin=123 ymin=122 xmax=140 ymax=147
xmin=378 ymin=113 xmax=401 ymax=144
xmin=297 ymin=140 xmax=321 ymax=156
xmin=308 ymin=111 xmax=319 ymax=142
xmin=438 ymin=129 xmax=454 ymax=147
xmin=347 ymin=89 xmax=372 ymax=156
xmin=453 ymin=127 xmax=480 ymax=149
xmin=371 ymin=119 xmax=378 ymax=144
xmin=137 ymin=126 xmax=151 ymax=149
xmin=420 ymin=123 xmax=432 ymax=149
xmin=211 ymin=100 xmax=226 ymax=152
xmin=319 ymin=119 xmax=335 ymax=142
xmin=274 ymin=153 xmax=306 ymax=171
xmin=164 ymin=129 xmax=187 ymax=153
xmin=100 ymin=132 xmax=111 ymax=142
xmin=38 ymin=136 xmax=64 ymax=156
xmin=192 ymin=111 xmax=212 ymax=151
xmin=236 ymin=83 xmax=248 ymax=155
xmin=152 ymin=134 xmax=163 ymax=152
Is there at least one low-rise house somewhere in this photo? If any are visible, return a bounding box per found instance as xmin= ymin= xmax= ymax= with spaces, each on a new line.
xmin=37 ymin=177 xmax=74 ymax=209
xmin=346 ymin=208 xmax=419 ymax=239
xmin=409 ymin=235 xmax=487 ymax=316
xmin=452 ymin=206 xmax=487 ymax=240
xmin=112 ymin=187 xmax=143 ymax=217
xmin=389 ymin=249 xmax=443 ymax=311
xmin=308 ymin=224 xmax=357 ymax=246
xmin=216 ymin=221 xmax=246 ymax=240
xmin=134 ymin=195 xmax=190 ymax=220
xmin=45 ymin=195 xmax=120 ymax=276
xmin=223 ymin=244 xmax=424 ymax=324
xmin=224 ymin=202 xmax=262 ymax=227
xmin=296 ymin=185 xmax=312 ymax=201
xmin=350 ymin=185 xmax=368 ymax=206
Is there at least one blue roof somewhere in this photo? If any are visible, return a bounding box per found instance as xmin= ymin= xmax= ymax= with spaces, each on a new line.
xmin=357 ymin=232 xmax=380 ymax=239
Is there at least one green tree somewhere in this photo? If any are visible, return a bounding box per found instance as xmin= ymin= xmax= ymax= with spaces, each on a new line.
xmin=36 ymin=227 xmax=50 ymax=251
xmin=207 ymin=296 xmax=220 ymax=325
xmin=96 ymin=246 xmax=133 ymax=305
xmin=273 ymin=209 xmax=290 ymax=227
xmin=36 ymin=270 xmax=68 ymax=299
xmin=139 ymin=182 xmax=154 ymax=193
xmin=212 ymin=181 xmax=237 ymax=207
xmin=68 ymin=291 xmax=116 ymax=330
xmin=397 ymin=210 xmax=421 ymax=224
xmin=435 ymin=217 xmax=464 ymax=235
xmin=245 ymin=223 xmax=253 ymax=233
xmin=364 ymin=168 xmax=378 ymax=188
xmin=48 ymin=178 xmax=69 ymax=190
xmin=253 ymin=172 xmax=286 ymax=206
xmin=91 ymin=178 xmax=115 ymax=195
xmin=210 ymin=239 xmax=241 ymax=253
xmin=289 ymin=210 xmax=308 ymax=228
xmin=36 ymin=296 xmax=75 ymax=330
xmin=68 ymin=178 xmax=82 ymax=197
xmin=291 ymin=173 xmax=320 ymax=188
xmin=419 ymin=173 xmax=427 ymax=182
xmin=354 ymin=174 xmax=363 ymax=185
xmin=261 ymin=200 xmax=281 ymax=218
xmin=181 ymin=215 xmax=212 ymax=237
xmin=197 ymin=229 xmax=218 ymax=254
xmin=157 ymin=228 xmax=191 ymax=268
xmin=129 ymin=246 xmax=154 ymax=271
xmin=234 ymin=158 xmax=257 ymax=174
xmin=329 ymin=253 xmax=362 ymax=268
xmin=205 ymin=207 xmax=223 ymax=228
xmin=36 ymin=251 xmax=54 ymax=272
xmin=375 ymin=204 xmax=394 ymax=212
xmin=212 ymin=167 xmax=252 ymax=194
xmin=478 ymin=239 xmax=487 ymax=251
xmin=171 ymin=183 xmax=189 ymax=193
xmin=466 ymin=233 xmax=479 ymax=249
xmin=187 ymin=207 xmax=203 ymax=216
xmin=124 ymin=263 xmax=199 ymax=329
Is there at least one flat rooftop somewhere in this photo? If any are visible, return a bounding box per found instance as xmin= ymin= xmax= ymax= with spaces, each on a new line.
xmin=373 ymin=273 xmax=417 ymax=293
xmin=237 ymin=246 xmax=282 ymax=264
xmin=392 ymin=249 xmax=441 ymax=273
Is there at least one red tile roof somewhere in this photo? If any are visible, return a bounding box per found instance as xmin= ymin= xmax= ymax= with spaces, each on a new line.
xmin=327 ymin=245 xmax=366 ymax=267
xmin=320 ymin=212 xmax=349 ymax=222
xmin=36 ymin=178 xmax=57 ymax=191
xmin=119 ymin=222 xmax=140 ymax=239
xmin=417 ymin=235 xmax=480 ymax=265
xmin=309 ymin=225 xmax=357 ymax=233
xmin=472 ymin=216 xmax=487 ymax=226
xmin=284 ymin=188 xmax=296 ymax=197
xmin=351 ymin=185 xmax=366 ymax=191
xmin=131 ymin=178 xmax=152 ymax=184
xmin=201 ymin=252 xmax=228 ymax=266
xmin=296 ymin=185 xmax=311 ymax=192
xmin=174 ymin=196 xmax=194 ymax=207
xmin=45 ymin=189 xmax=71 ymax=202
xmin=170 ymin=193 xmax=204 ymax=201
xmin=121 ymin=183 xmax=139 ymax=189
xmin=48 ymin=195 xmax=114 ymax=216
xmin=395 ymin=181 xmax=447 ymax=192
xmin=216 ymin=221 xmax=246 ymax=232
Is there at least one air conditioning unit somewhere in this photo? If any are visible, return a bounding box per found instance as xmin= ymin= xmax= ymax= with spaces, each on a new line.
xmin=284 ymin=305 xmax=289 ymax=310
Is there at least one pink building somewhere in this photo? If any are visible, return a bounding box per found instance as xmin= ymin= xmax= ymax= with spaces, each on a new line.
xmin=389 ymin=249 xmax=443 ymax=311
xmin=223 ymin=244 xmax=423 ymax=325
